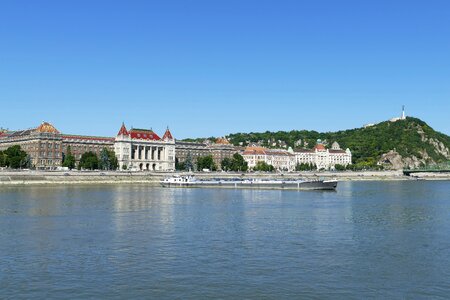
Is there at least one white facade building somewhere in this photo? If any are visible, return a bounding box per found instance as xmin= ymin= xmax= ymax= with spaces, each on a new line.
xmin=294 ymin=142 xmax=352 ymax=170
xmin=242 ymin=147 xmax=296 ymax=171
xmin=242 ymin=142 xmax=352 ymax=171
xmin=114 ymin=123 xmax=175 ymax=171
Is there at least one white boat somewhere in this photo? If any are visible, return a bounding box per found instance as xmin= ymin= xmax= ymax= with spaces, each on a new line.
xmin=160 ymin=175 xmax=337 ymax=190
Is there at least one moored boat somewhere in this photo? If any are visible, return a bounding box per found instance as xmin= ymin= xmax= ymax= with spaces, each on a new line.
xmin=160 ymin=175 xmax=337 ymax=190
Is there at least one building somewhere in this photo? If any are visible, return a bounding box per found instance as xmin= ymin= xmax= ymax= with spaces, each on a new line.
xmin=0 ymin=122 xmax=114 ymax=169
xmin=242 ymin=141 xmax=352 ymax=171
xmin=114 ymin=123 xmax=175 ymax=171
xmin=208 ymin=138 xmax=238 ymax=169
xmin=0 ymin=121 xmax=176 ymax=171
xmin=242 ymin=146 xmax=296 ymax=171
xmin=294 ymin=141 xmax=352 ymax=170
xmin=175 ymin=138 xmax=237 ymax=170
xmin=0 ymin=122 xmax=63 ymax=169
xmin=175 ymin=141 xmax=210 ymax=167
xmin=62 ymin=135 xmax=114 ymax=162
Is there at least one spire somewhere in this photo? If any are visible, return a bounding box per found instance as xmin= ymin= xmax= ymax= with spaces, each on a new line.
xmin=162 ymin=127 xmax=174 ymax=141
xmin=117 ymin=122 xmax=129 ymax=136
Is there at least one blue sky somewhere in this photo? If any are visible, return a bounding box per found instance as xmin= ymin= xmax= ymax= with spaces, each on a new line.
xmin=1 ymin=0 xmax=449 ymax=138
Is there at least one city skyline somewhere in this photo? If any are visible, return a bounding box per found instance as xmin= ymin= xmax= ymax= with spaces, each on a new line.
xmin=0 ymin=106 xmax=443 ymax=141
xmin=1 ymin=1 xmax=449 ymax=138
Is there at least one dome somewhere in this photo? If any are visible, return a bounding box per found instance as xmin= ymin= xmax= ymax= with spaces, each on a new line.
xmin=36 ymin=122 xmax=60 ymax=134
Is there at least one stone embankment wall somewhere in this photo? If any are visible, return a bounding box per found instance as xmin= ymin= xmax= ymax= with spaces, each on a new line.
xmin=0 ymin=170 xmax=424 ymax=186
xmin=0 ymin=171 xmax=165 ymax=186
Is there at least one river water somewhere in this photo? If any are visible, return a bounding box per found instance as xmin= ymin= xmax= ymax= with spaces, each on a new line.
xmin=0 ymin=181 xmax=449 ymax=299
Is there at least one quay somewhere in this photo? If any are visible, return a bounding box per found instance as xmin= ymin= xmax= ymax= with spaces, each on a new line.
xmin=1 ymin=170 xmax=448 ymax=186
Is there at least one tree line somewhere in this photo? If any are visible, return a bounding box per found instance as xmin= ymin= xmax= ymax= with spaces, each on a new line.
xmin=2 ymin=145 xmax=366 ymax=172
xmin=63 ymin=146 xmax=118 ymax=170
xmin=0 ymin=145 xmax=31 ymax=169
xmin=176 ymin=153 xmax=249 ymax=172
xmin=0 ymin=145 xmax=118 ymax=170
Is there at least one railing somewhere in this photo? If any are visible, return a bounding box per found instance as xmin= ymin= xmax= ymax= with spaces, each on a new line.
xmin=403 ymin=161 xmax=450 ymax=175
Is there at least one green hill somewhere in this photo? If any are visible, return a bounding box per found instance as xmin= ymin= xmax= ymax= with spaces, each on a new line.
xmin=224 ymin=117 xmax=450 ymax=170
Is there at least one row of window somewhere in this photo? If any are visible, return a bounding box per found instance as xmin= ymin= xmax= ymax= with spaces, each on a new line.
xmin=39 ymin=152 xmax=60 ymax=158
xmin=65 ymin=145 xmax=105 ymax=152
xmin=38 ymin=159 xmax=59 ymax=165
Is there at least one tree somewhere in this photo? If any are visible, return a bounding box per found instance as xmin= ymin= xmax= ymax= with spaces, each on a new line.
xmin=197 ymin=155 xmax=217 ymax=171
xmin=98 ymin=148 xmax=118 ymax=170
xmin=253 ymin=161 xmax=275 ymax=172
xmin=0 ymin=150 xmax=6 ymax=167
xmin=230 ymin=153 xmax=248 ymax=172
xmin=24 ymin=155 xmax=32 ymax=169
xmin=99 ymin=148 xmax=110 ymax=170
xmin=295 ymin=163 xmax=316 ymax=171
xmin=62 ymin=146 xmax=76 ymax=170
xmin=334 ymin=164 xmax=346 ymax=171
xmin=221 ymin=157 xmax=232 ymax=171
xmin=108 ymin=150 xmax=118 ymax=170
xmin=79 ymin=151 xmax=99 ymax=170
xmin=175 ymin=157 xmax=185 ymax=171
xmin=184 ymin=152 xmax=194 ymax=171
xmin=222 ymin=154 xmax=248 ymax=172
xmin=4 ymin=145 xmax=28 ymax=169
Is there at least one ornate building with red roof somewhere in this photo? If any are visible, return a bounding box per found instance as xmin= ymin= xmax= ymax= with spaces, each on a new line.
xmin=242 ymin=140 xmax=352 ymax=171
xmin=114 ymin=123 xmax=175 ymax=171
xmin=0 ymin=122 xmax=114 ymax=170
xmin=294 ymin=140 xmax=352 ymax=170
xmin=0 ymin=121 xmax=114 ymax=169
xmin=0 ymin=122 xmax=63 ymax=169
xmin=0 ymin=121 xmax=176 ymax=171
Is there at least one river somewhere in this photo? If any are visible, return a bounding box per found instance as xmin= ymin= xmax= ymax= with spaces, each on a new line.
xmin=1 ymin=181 xmax=449 ymax=299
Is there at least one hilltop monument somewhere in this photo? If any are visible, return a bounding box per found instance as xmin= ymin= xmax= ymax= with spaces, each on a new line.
xmin=390 ymin=105 xmax=407 ymax=122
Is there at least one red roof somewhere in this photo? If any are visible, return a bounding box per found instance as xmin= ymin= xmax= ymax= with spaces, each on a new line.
xmin=162 ymin=128 xmax=174 ymax=140
xmin=117 ymin=123 xmax=129 ymax=136
xmin=243 ymin=147 xmax=266 ymax=155
xmin=129 ymin=129 xmax=161 ymax=141
xmin=315 ymin=144 xmax=326 ymax=151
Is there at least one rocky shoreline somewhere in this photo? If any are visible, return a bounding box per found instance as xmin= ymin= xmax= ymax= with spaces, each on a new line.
xmin=0 ymin=170 xmax=448 ymax=186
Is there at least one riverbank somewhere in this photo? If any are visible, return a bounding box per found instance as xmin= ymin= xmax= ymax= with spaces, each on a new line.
xmin=0 ymin=170 xmax=448 ymax=186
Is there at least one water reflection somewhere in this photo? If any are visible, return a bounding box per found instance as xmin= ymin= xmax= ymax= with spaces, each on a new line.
xmin=0 ymin=182 xmax=449 ymax=298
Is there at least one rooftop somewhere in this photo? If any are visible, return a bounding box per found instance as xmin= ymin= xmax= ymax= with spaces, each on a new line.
xmin=36 ymin=122 xmax=60 ymax=134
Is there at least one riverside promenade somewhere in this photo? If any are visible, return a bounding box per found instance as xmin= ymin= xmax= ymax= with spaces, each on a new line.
xmin=1 ymin=169 xmax=448 ymax=186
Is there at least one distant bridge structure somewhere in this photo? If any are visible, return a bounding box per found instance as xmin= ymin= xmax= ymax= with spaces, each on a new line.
xmin=403 ymin=161 xmax=450 ymax=176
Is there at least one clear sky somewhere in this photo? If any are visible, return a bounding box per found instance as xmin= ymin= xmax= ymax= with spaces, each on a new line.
xmin=1 ymin=0 xmax=449 ymax=138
